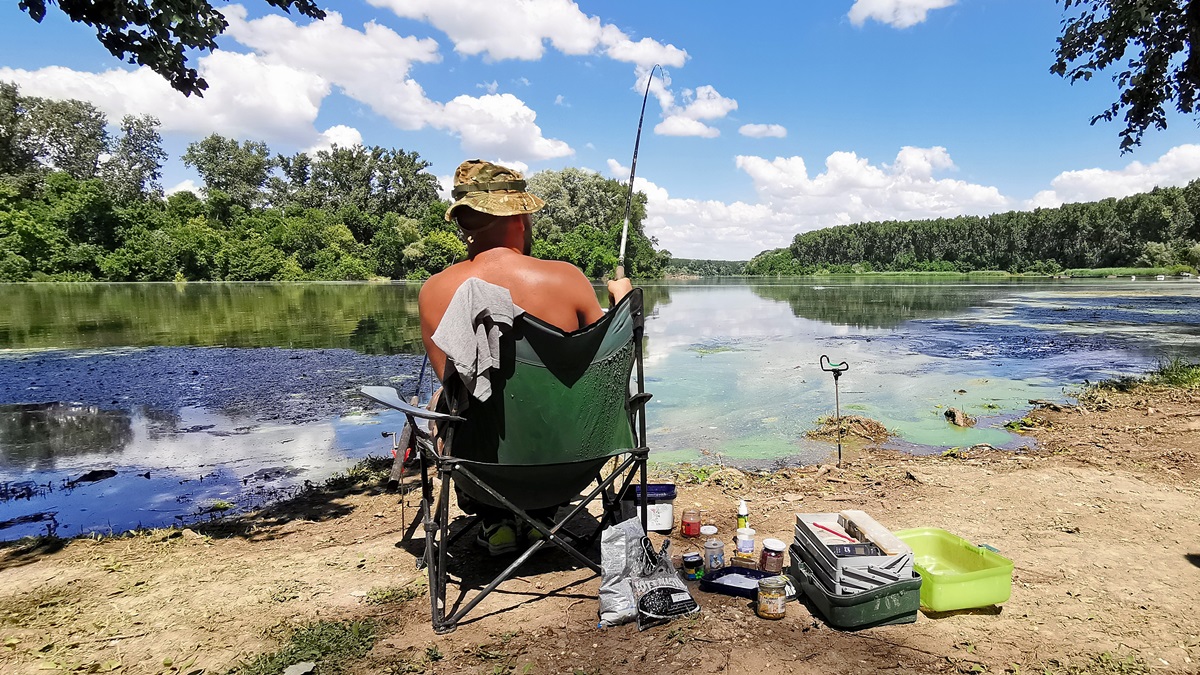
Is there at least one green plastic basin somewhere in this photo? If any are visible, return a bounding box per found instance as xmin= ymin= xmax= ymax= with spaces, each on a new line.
xmin=894 ymin=527 xmax=1013 ymax=612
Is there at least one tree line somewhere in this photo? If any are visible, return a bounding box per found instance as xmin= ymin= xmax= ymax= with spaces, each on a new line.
xmin=663 ymin=258 xmax=747 ymax=277
xmin=0 ymin=82 xmax=668 ymax=283
xmin=746 ymin=182 xmax=1200 ymax=276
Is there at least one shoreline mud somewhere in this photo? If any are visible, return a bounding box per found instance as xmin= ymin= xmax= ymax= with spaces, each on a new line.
xmin=1 ymin=383 xmax=1198 ymax=674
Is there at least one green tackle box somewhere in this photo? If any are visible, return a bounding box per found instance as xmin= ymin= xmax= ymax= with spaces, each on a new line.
xmin=789 ymin=545 xmax=922 ymax=630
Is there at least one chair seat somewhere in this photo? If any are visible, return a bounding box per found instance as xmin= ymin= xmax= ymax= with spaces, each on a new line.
xmin=451 ymin=458 xmax=610 ymax=511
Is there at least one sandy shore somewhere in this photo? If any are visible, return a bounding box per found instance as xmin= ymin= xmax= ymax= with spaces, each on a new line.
xmin=1 ymin=384 xmax=1197 ymax=674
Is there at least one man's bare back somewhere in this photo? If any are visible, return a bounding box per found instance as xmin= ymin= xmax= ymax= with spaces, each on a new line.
xmin=419 ymin=247 xmax=608 ymax=380
xmin=419 ymin=159 xmax=631 ymax=383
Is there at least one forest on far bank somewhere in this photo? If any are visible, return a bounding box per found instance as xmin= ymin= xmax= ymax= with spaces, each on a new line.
xmin=5 ymin=83 xmax=1200 ymax=283
xmin=0 ymin=83 xmax=669 ymax=283
xmin=746 ymin=180 xmax=1200 ymax=277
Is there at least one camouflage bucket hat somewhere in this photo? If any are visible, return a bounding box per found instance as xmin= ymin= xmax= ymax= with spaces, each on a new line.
xmin=445 ymin=159 xmax=546 ymax=225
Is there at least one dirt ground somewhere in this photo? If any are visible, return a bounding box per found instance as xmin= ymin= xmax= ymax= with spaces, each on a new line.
xmin=2 ymin=385 xmax=1198 ymax=675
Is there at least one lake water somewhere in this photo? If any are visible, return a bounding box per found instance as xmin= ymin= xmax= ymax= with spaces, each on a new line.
xmin=2 ymin=278 xmax=1199 ymax=539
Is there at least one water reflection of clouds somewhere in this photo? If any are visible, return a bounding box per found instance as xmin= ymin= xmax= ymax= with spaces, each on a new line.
xmin=643 ymin=287 xmax=850 ymax=369
xmin=0 ymin=403 xmax=357 ymax=540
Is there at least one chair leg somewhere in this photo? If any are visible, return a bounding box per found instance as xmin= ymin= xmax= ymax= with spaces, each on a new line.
xmin=430 ymin=466 xmax=456 ymax=634
xmin=422 ymin=454 xmax=648 ymax=631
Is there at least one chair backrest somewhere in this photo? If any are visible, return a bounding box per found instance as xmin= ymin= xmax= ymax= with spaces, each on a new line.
xmin=444 ymin=288 xmax=642 ymax=468
xmin=440 ymin=288 xmax=645 ymax=512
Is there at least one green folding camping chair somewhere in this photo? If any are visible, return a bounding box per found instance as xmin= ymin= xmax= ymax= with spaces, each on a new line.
xmin=361 ymin=288 xmax=650 ymax=634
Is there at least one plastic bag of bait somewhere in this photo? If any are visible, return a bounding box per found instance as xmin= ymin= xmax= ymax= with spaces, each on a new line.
xmin=597 ymin=517 xmax=642 ymax=627
xmin=631 ymin=562 xmax=699 ymax=631
xmin=597 ymin=517 xmax=699 ymax=630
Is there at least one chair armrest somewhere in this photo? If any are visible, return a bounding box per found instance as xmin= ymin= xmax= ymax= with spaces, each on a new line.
xmin=628 ymin=392 xmax=653 ymax=407
xmin=360 ymin=386 xmax=465 ymax=422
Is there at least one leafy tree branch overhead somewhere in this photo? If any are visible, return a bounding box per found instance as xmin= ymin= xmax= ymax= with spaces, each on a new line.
xmin=1052 ymin=0 xmax=1200 ymax=152
xmin=16 ymin=0 xmax=325 ymax=96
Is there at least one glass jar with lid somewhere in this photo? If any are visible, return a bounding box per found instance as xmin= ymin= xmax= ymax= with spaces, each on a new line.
xmin=759 ymin=538 xmax=786 ymax=574
xmin=756 ymin=575 xmax=788 ymax=619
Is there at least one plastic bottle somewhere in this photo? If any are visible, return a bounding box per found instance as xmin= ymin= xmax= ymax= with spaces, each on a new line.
xmin=736 ymin=499 xmax=749 ymax=530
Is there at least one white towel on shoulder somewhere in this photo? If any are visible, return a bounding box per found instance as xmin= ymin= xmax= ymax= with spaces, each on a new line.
xmin=432 ymin=278 xmax=525 ymax=402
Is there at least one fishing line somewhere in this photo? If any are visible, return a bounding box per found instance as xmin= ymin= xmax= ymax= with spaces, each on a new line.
xmin=617 ymin=64 xmax=664 ymax=280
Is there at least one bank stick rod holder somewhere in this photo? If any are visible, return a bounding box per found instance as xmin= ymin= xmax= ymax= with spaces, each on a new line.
xmin=820 ymin=355 xmax=850 ymax=467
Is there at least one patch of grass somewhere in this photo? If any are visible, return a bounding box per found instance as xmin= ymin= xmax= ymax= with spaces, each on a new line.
xmin=1090 ymin=356 xmax=1200 ymax=393
xmin=365 ymin=581 xmax=426 ymax=605
xmin=672 ymin=464 xmax=718 ymax=484
xmin=1061 ymin=267 xmax=1177 ymax=278
xmin=1146 ymin=356 xmax=1200 ymax=387
xmin=0 ymin=584 xmax=81 ymax=628
xmin=229 ymin=619 xmax=376 ymax=675
xmin=323 ymin=455 xmax=393 ymax=491
xmin=1004 ymin=417 xmax=1036 ymax=431
xmin=1037 ymin=652 xmax=1150 ymax=674
xmin=664 ymin=617 xmax=699 ymax=647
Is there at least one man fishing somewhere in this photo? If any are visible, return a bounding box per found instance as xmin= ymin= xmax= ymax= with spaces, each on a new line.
xmin=418 ymin=159 xmax=631 ymax=555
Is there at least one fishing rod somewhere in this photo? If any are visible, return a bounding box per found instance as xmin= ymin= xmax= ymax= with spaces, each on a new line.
xmin=617 ymin=64 xmax=663 ymax=281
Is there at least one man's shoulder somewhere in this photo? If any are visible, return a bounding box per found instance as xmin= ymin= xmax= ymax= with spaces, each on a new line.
xmin=419 ymin=264 xmax=468 ymax=303
xmin=525 ymin=257 xmax=589 ymax=279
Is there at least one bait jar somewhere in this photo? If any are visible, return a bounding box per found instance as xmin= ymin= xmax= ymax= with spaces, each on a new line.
xmin=759 ymin=538 xmax=786 ymax=574
xmin=756 ymin=576 xmax=788 ymax=620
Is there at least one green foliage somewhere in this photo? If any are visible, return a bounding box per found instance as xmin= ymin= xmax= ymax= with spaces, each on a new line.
xmin=19 ymin=95 xmax=108 ymax=180
xmin=1051 ymin=1 xmax=1200 ymax=152
xmin=747 ymin=182 xmax=1200 ymax=276
xmin=322 ymin=456 xmax=393 ymax=491
xmin=527 ymin=167 xmax=666 ymax=278
xmin=102 ymin=115 xmax=167 ymax=204
xmin=1061 ymin=267 xmax=1175 ymax=278
xmin=745 ymin=247 xmax=805 ymax=275
xmin=665 ymin=258 xmax=747 ymax=276
xmin=1147 ymin=357 xmax=1200 ymax=388
xmin=230 ymin=619 xmax=375 ymax=675
xmin=183 ymin=134 xmax=273 ymax=208
xmin=0 ymin=86 xmax=668 ymax=283
xmin=1090 ymin=357 xmax=1200 ymax=393
xmin=364 ymin=581 xmax=426 ymax=605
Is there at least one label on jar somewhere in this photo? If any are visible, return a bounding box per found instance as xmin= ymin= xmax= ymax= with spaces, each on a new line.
xmin=758 ymin=594 xmax=786 ymax=619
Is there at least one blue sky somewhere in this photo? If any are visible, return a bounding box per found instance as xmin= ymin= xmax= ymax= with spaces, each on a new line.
xmin=2 ymin=0 xmax=1198 ymax=260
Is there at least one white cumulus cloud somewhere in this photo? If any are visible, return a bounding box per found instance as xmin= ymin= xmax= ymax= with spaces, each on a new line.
xmin=608 ymin=146 xmax=1008 ymax=259
xmin=651 ymin=84 xmax=738 ymax=138
xmin=848 ymin=0 xmax=957 ymax=28
xmin=0 ymin=51 xmax=329 ymax=145
xmin=225 ymin=5 xmax=571 ymax=160
xmin=368 ymin=0 xmax=687 ymax=67
xmin=655 ymin=116 xmax=720 ymax=138
xmin=739 ymin=123 xmax=787 ymax=139
xmin=1027 ymin=144 xmax=1200 ymax=208
xmin=306 ymin=125 xmax=364 ymax=154
xmin=166 ymin=179 xmax=200 ymax=195
xmin=440 ymin=94 xmax=572 ymax=160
